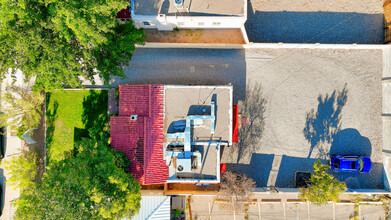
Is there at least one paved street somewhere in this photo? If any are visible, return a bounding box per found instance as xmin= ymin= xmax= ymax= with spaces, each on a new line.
xmin=111 ymin=48 xmax=247 ymax=103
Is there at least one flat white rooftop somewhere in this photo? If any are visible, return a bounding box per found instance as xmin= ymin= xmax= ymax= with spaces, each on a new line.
xmin=134 ymin=0 xmax=245 ymax=16
xmin=164 ymin=85 xmax=232 ymax=182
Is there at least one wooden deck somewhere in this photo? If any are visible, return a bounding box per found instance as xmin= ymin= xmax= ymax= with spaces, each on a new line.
xmin=164 ymin=183 xmax=220 ymax=195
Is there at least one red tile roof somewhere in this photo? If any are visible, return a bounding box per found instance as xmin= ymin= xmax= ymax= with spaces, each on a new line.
xmin=116 ymin=6 xmax=131 ymax=19
xmin=110 ymin=85 xmax=168 ymax=185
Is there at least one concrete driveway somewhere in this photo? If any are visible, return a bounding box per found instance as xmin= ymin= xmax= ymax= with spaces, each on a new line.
xmin=245 ymin=0 xmax=384 ymax=43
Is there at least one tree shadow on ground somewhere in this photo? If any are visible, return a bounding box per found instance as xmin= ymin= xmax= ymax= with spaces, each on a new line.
xmin=46 ymin=93 xmax=58 ymax=165
xmin=74 ymin=90 xmax=109 ymax=150
xmin=304 ymin=85 xmax=348 ymax=159
xmin=330 ymin=128 xmax=372 ymax=157
xmin=236 ymin=82 xmax=266 ymax=163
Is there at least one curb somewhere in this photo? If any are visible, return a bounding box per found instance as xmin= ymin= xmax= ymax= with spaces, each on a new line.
xmin=137 ymin=42 xmax=245 ymax=49
xmin=136 ymin=42 xmax=389 ymax=50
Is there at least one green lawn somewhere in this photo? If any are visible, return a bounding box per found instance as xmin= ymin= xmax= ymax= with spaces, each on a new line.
xmin=46 ymin=90 xmax=108 ymax=163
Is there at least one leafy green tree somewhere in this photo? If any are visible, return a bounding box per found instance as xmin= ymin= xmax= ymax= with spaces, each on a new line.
xmin=299 ymin=160 xmax=347 ymax=206
xmin=0 ymin=0 xmax=145 ymax=91
xmin=0 ymin=85 xmax=44 ymax=133
xmin=13 ymin=130 xmax=141 ymax=219
xmin=3 ymin=150 xmax=38 ymax=191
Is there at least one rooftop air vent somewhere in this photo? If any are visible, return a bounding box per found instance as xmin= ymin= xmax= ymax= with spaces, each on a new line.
xmin=176 ymin=158 xmax=192 ymax=172
xmin=130 ymin=115 xmax=138 ymax=121
xmin=174 ymin=0 xmax=184 ymax=9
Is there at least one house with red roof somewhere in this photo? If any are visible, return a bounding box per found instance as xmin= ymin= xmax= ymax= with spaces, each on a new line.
xmin=110 ymin=84 xmax=233 ymax=185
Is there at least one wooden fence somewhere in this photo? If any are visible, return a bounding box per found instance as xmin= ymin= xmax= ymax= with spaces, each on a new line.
xmin=384 ymin=0 xmax=391 ymax=43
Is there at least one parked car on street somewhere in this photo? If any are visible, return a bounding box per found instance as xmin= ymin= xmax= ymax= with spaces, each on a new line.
xmin=0 ymin=127 xmax=4 ymax=159
xmin=0 ymin=183 xmax=2 ymax=216
xmin=331 ymin=155 xmax=372 ymax=173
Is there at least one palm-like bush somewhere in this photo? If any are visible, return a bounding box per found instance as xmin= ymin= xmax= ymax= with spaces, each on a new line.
xmin=0 ymin=84 xmax=44 ymax=133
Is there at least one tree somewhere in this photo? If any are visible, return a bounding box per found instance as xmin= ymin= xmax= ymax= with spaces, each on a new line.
xmin=0 ymin=84 xmax=44 ymax=133
xmin=218 ymin=171 xmax=256 ymax=212
xmin=13 ymin=130 xmax=141 ymax=219
xmin=0 ymin=0 xmax=145 ymax=91
xmin=299 ymin=160 xmax=347 ymax=206
xmin=3 ymin=150 xmax=38 ymax=191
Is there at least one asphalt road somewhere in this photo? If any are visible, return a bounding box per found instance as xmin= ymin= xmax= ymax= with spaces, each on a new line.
xmin=110 ymin=48 xmax=247 ymax=104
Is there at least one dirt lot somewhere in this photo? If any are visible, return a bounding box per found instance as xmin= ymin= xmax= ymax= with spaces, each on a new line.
xmin=222 ymin=48 xmax=384 ymax=189
xmin=246 ymin=0 xmax=384 ymax=43
xmin=144 ymin=29 xmax=245 ymax=44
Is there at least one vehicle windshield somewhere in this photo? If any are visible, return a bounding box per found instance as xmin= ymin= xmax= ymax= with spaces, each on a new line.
xmin=358 ymin=158 xmax=364 ymax=171
xmin=334 ymin=159 xmax=340 ymax=169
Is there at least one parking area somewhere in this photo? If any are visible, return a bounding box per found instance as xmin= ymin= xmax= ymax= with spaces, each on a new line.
xmin=115 ymin=47 xmax=384 ymax=189
xmin=222 ymin=47 xmax=384 ymax=189
xmin=245 ymin=0 xmax=384 ymax=43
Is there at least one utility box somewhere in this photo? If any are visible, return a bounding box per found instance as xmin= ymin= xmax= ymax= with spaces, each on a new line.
xmin=176 ymin=158 xmax=192 ymax=172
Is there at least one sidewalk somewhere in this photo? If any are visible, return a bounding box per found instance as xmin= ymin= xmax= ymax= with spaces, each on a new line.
xmin=190 ymin=194 xmax=386 ymax=220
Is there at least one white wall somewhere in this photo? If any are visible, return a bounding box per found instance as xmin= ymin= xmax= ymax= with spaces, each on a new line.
xmin=131 ymin=0 xmax=247 ymax=31
xmin=132 ymin=14 xmax=246 ymax=30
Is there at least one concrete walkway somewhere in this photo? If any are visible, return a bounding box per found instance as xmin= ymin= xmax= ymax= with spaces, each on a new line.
xmin=382 ymin=46 xmax=391 ymax=191
xmin=190 ymin=194 xmax=385 ymax=220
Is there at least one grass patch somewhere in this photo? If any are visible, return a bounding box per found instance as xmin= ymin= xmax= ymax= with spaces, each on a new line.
xmin=46 ymin=90 xmax=108 ymax=164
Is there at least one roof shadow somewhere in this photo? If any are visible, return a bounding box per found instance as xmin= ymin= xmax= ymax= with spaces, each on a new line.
xmin=226 ymin=153 xmax=274 ymax=187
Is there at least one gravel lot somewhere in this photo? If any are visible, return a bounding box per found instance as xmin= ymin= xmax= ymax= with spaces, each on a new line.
xmin=223 ymin=48 xmax=384 ymax=189
xmin=116 ymin=47 xmax=384 ymax=189
xmin=246 ymin=0 xmax=384 ymax=43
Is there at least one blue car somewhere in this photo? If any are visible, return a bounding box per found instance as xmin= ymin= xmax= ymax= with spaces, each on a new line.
xmin=330 ymin=155 xmax=372 ymax=173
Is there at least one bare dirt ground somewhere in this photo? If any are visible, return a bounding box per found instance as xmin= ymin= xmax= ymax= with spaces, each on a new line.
xmin=222 ymin=48 xmax=384 ymax=188
xmin=144 ymin=29 xmax=245 ymax=44
xmin=246 ymin=0 xmax=384 ymax=43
